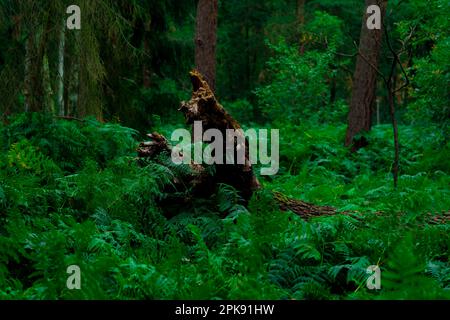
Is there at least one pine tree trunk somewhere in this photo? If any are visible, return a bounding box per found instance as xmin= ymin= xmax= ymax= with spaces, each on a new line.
xmin=24 ymin=32 xmax=44 ymax=113
xmin=24 ymin=29 xmax=47 ymax=112
xmin=67 ymin=32 xmax=81 ymax=116
xmin=24 ymin=36 xmax=33 ymax=113
xmin=42 ymin=54 xmax=54 ymax=113
xmin=345 ymin=0 xmax=387 ymax=150
xmin=195 ymin=0 xmax=218 ymax=92
xmin=57 ymin=19 xmax=66 ymax=116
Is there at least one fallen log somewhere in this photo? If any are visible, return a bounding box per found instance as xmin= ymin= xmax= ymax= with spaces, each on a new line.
xmin=273 ymin=191 xmax=338 ymax=219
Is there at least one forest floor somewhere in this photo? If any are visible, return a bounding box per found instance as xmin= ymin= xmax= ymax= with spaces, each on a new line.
xmin=0 ymin=113 xmax=449 ymax=299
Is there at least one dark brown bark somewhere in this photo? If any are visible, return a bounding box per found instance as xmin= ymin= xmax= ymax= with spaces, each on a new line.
xmin=345 ymin=0 xmax=387 ymax=150
xmin=24 ymin=20 xmax=50 ymax=113
xmin=195 ymin=0 xmax=218 ymax=92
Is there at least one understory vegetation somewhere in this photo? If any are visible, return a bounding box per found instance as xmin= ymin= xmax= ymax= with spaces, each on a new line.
xmin=1 ymin=0 xmax=449 ymax=301
xmin=0 ymin=113 xmax=448 ymax=300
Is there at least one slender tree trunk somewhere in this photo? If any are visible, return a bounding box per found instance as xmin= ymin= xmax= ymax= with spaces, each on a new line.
xmin=387 ymin=81 xmax=399 ymax=188
xmin=57 ymin=19 xmax=66 ymax=116
xmin=142 ymin=22 xmax=151 ymax=88
xmin=72 ymin=63 xmax=79 ymax=116
xmin=383 ymin=25 xmax=404 ymax=189
xmin=195 ymin=0 xmax=218 ymax=92
xmin=24 ymin=29 xmax=44 ymax=113
xmin=24 ymin=36 xmax=33 ymax=112
xmin=345 ymin=0 xmax=387 ymax=150
xmin=42 ymin=54 xmax=54 ymax=113
xmin=24 ymin=16 xmax=51 ymax=113
xmin=24 ymin=35 xmax=44 ymax=112
xmin=68 ymin=32 xmax=81 ymax=116
xmin=376 ymin=96 xmax=381 ymax=125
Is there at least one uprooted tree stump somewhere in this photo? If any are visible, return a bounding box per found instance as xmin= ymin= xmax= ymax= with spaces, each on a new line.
xmin=179 ymin=70 xmax=261 ymax=201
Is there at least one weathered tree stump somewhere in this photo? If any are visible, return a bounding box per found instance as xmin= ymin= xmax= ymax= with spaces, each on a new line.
xmin=139 ymin=70 xmax=260 ymax=201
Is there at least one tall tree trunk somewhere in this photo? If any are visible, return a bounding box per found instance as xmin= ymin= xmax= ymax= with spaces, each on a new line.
xmin=23 ymin=16 xmax=51 ymax=113
xmin=42 ymin=54 xmax=54 ymax=113
xmin=195 ymin=0 xmax=218 ymax=92
xmin=24 ymin=35 xmax=33 ymax=113
xmin=57 ymin=19 xmax=66 ymax=116
xmin=387 ymin=79 xmax=399 ymax=188
xmin=67 ymin=32 xmax=81 ymax=116
xmin=345 ymin=0 xmax=387 ymax=150
xmin=24 ymin=35 xmax=44 ymax=112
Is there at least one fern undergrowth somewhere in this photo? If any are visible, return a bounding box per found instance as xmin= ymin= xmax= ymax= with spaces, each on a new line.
xmin=0 ymin=113 xmax=448 ymax=300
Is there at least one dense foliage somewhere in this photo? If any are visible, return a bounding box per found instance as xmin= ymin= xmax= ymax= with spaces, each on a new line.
xmin=0 ymin=113 xmax=448 ymax=299
xmin=0 ymin=0 xmax=448 ymax=300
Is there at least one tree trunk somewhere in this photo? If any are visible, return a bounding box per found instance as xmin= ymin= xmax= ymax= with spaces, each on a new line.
xmin=345 ymin=0 xmax=387 ymax=150
xmin=24 ymin=16 xmax=51 ymax=113
xmin=24 ymin=35 xmax=33 ymax=113
xmin=24 ymin=33 xmax=45 ymax=112
xmin=387 ymin=80 xmax=399 ymax=188
xmin=57 ymin=19 xmax=66 ymax=116
xmin=195 ymin=0 xmax=218 ymax=92
xmin=67 ymin=32 xmax=80 ymax=116
xmin=42 ymin=54 xmax=54 ymax=113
